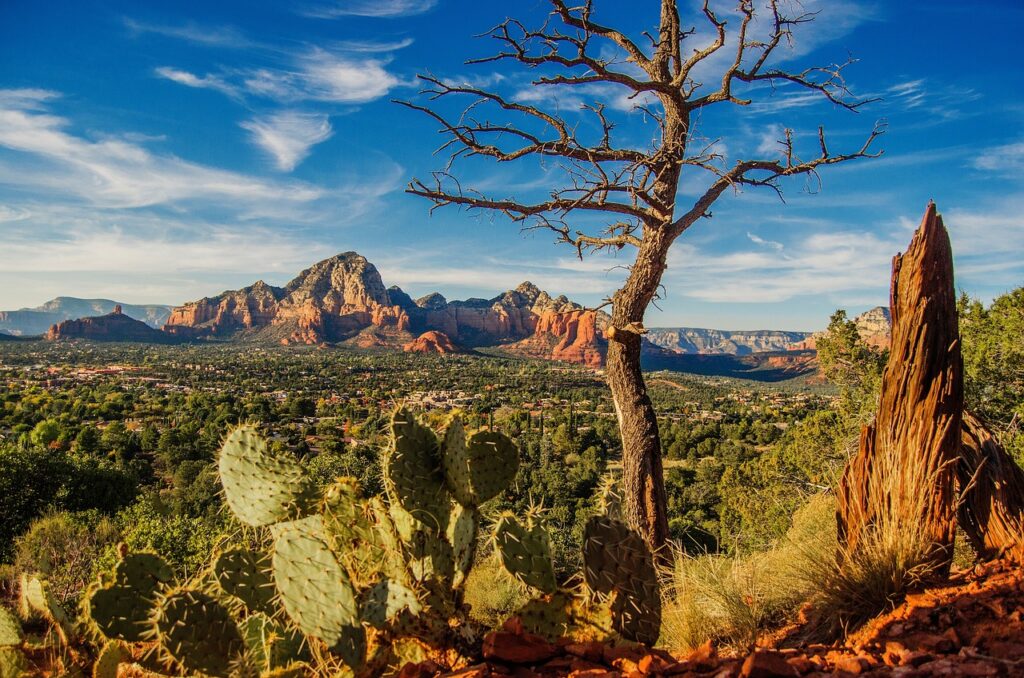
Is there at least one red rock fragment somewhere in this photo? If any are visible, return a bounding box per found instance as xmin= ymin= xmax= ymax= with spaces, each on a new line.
xmin=483 ymin=631 xmax=560 ymax=664
xmin=740 ymin=650 xmax=799 ymax=678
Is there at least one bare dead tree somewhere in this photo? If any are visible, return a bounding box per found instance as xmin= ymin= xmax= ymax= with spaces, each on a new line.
xmin=398 ymin=0 xmax=883 ymax=554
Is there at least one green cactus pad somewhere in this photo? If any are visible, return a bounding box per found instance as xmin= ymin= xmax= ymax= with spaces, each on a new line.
xmin=89 ymin=552 xmax=171 ymax=642
xmin=0 ymin=606 xmax=20 ymax=647
xmin=447 ymin=503 xmax=478 ymax=589
xmin=262 ymin=663 xmax=310 ymax=678
xmin=514 ymin=593 xmax=573 ymax=641
xmin=240 ymin=614 xmax=308 ymax=670
xmin=582 ymin=516 xmax=658 ymax=594
xmin=323 ymin=479 xmax=406 ymax=587
xmin=384 ymin=408 xmax=451 ymax=533
xmin=218 ymin=424 xmax=319 ymax=527
xmin=92 ymin=640 xmax=128 ymax=678
xmin=89 ymin=584 xmax=153 ymax=642
xmin=493 ymin=514 xmax=557 ymax=594
xmin=406 ymin=528 xmax=455 ymax=584
xmin=155 ymin=589 xmax=244 ymax=678
xmin=114 ymin=552 xmax=173 ymax=587
xmin=213 ymin=548 xmax=276 ymax=616
xmin=582 ymin=516 xmax=661 ymax=645
xmin=360 ymin=579 xmax=421 ymax=629
xmin=610 ymin=590 xmax=661 ymax=646
xmin=271 ymin=516 xmax=364 ymax=665
xmin=0 ymin=647 xmax=27 ymax=678
xmin=442 ymin=419 xmax=519 ymax=508
xmin=20 ymin=575 xmax=71 ymax=642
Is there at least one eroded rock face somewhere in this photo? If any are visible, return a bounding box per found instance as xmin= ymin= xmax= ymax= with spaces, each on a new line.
xmin=163 ymin=252 xmax=607 ymax=364
xmin=403 ymin=331 xmax=460 ymax=354
xmin=165 ymin=253 xmax=410 ymax=345
xmin=789 ymin=306 xmax=892 ymax=351
xmin=45 ymin=307 xmax=174 ymax=343
xmin=506 ymin=309 xmax=607 ymax=368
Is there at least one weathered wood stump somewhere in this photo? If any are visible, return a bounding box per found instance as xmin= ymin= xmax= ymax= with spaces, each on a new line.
xmin=957 ymin=411 xmax=1024 ymax=561
xmin=837 ymin=202 xmax=963 ymax=574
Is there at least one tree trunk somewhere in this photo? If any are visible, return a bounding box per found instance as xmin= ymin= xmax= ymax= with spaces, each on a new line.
xmin=957 ymin=411 xmax=1024 ymax=561
xmin=606 ymin=233 xmax=671 ymax=557
xmin=837 ymin=201 xmax=963 ymax=575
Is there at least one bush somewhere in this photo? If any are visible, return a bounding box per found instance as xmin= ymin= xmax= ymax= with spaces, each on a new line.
xmin=97 ymin=495 xmax=227 ymax=576
xmin=462 ymin=558 xmax=530 ymax=629
xmin=12 ymin=511 xmax=117 ymax=605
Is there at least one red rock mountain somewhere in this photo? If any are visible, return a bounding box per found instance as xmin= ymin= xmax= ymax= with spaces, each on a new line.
xmin=403 ymin=331 xmax=460 ymax=355
xmin=163 ymin=253 xmax=608 ymax=364
xmin=45 ymin=305 xmax=176 ymax=343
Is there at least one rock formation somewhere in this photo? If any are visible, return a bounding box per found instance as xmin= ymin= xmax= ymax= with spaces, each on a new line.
xmin=647 ymin=327 xmax=810 ymax=355
xmin=507 ymin=309 xmax=606 ymax=368
xmin=1 ymin=297 xmax=172 ymax=336
xmin=838 ymin=202 xmax=963 ymax=573
xmin=788 ymin=306 xmax=891 ymax=351
xmin=163 ymin=257 xmax=606 ymax=365
xmin=403 ymin=331 xmax=460 ymax=355
xmin=45 ymin=305 xmax=176 ymax=343
xmin=164 ymin=253 xmax=411 ymax=345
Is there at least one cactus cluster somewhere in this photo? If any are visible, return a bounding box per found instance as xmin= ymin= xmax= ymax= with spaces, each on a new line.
xmin=80 ymin=406 xmax=663 ymax=676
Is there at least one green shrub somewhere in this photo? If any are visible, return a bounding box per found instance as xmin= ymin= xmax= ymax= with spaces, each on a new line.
xmin=12 ymin=510 xmax=117 ymax=605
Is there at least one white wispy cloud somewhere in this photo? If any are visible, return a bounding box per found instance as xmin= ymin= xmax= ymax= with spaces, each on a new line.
xmin=746 ymin=232 xmax=784 ymax=251
xmin=124 ymin=18 xmax=254 ymax=48
xmin=154 ymin=67 xmax=241 ymax=99
xmin=158 ymin=49 xmax=403 ymax=105
xmin=971 ymin=141 xmax=1024 ymax=174
xmin=300 ymin=0 xmax=437 ymax=19
xmin=240 ymin=111 xmax=334 ymax=171
xmin=0 ymin=89 xmax=322 ymax=210
xmin=663 ymin=229 xmax=900 ymax=304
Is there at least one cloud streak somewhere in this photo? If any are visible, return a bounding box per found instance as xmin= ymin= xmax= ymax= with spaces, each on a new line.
xmin=0 ymin=89 xmax=322 ymax=210
xmin=300 ymin=0 xmax=437 ymax=19
xmin=241 ymin=111 xmax=334 ymax=171
xmin=157 ymin=49 xmax=404 ymax=105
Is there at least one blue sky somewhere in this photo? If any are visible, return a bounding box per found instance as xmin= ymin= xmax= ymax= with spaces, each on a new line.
xmin=0 ymin=0 xmax=1021 ymax=331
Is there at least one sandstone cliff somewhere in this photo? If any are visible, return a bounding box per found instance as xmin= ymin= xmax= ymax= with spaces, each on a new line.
xmin=403 ymin=331 xmax=461 ymax=355
xmin=788 ymin=306 xmax=892 ymax=351
xmin=164 ymin=253 xmax=411 ymax=345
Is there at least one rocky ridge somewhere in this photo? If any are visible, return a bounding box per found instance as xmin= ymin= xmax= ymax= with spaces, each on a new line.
xmin=646 ymin=328 xmax=810 ymax=355
xmin=789 ymin=306 xmax=892 ymax=351
xmin=45 ymin=305 xmax=176 ymax=343
xmin=0 ymin=297 xmax=172 ymax=336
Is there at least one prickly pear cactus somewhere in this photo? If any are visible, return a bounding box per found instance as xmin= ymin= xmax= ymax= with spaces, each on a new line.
xmin=359 ymin=579 xmax=421 ymax=629
xmin=20 ymin=574 xmax=71 ymax=643
xmin=384 ymin=408 xmax=451 ymax=533
xmin=493 ymin=513 xmax=558 ymax=594
xmin=442 ymin=419 xmax=518 ymax=507
xmin=582 ymin=515 xmax=661 ymax=645
xmin=322 ymin=479 xmax=406 ymax=587
xmin=92 ymin=640 xmax=128 ymax=678
xmin=0 ymin=606 xmax=21 ymax=647
xmin=154 ymin=589 xmax=244 ymax=677
xmin=447 ymin=503 xmax=478 ymax=589
xmin=0 ymin=647 xmax=27 ymax=678
xmin=219 ymin=424 xmax=319 ymax=527
xmin=213 ymin=547 xmax=276 ymax=616
xmin=240 ymin=614 xmax=308 ymax=671
xmin=271 ymin=515 xmax=365 ymax=666
xmin=89 ymin=552 xmax=173 ymax=642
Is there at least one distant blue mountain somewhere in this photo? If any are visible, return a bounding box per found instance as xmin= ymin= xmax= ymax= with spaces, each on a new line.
xmin=0 ymin=297 xmax=173 ymax=336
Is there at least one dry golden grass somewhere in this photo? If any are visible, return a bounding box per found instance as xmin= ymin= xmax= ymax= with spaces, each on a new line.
xmin=661 ymin=494 xmax=836 ymax=653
